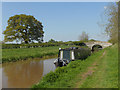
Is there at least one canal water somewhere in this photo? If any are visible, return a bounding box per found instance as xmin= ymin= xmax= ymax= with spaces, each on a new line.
xmin=1 ymin=58 xmax=56 ymax=88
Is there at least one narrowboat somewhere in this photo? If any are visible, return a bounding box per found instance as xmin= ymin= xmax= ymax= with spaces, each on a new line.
xmin=54 ymin=47 xmax=91 ymax=67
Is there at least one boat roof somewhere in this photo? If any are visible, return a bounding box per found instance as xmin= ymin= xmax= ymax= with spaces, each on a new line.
xmin=60 ymin=47 xmax=80 ymax=51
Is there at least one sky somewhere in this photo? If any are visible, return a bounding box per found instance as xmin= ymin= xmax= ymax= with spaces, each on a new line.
xmin=2 ymin=2 xmax=110 ymax=42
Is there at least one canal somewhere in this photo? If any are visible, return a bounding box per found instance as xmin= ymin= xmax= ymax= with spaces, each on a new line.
xmin=1 ymin=58 xmax=56 ymax=88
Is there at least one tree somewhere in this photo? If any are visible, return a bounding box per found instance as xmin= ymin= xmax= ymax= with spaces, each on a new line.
xmin=104 ymin=3 xmax=118 ymax=44
xmin=79 ymin=31 xmax=89 ymax=41
xmin=48 ymin=39 xmax=56 ymax=43
xmin=3 ymin=14 xmax=44 ymax=44
xmin=89 ymin=39 xmax=96 ymax=42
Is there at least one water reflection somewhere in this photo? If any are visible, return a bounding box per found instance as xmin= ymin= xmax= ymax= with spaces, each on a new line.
xmin=2 ymin=58 xmax=56 ymax=88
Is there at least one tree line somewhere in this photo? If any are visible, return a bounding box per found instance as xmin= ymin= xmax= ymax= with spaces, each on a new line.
xmin=2 ymin=41 xmax=88 ymax=49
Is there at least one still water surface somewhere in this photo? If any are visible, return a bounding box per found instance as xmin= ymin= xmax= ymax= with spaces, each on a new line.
xmin=2 ymin=58 xmax=56 ymax=88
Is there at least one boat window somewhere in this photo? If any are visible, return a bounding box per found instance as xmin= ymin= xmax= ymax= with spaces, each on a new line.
xmin=63 ymin=50 xmax=70 ymax=60
xmin=71 ymin=51 xmax=75 ymax=60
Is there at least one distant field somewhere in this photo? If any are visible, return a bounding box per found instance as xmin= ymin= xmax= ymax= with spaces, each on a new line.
xmin=32 ymin=44 xmax=118 ymax=88
xmin=2 ymin=45 xmax=75 ymax=63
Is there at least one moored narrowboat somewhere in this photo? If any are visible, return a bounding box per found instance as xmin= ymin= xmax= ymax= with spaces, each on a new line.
xmin=54 ymin=47 xmax=91 ymax=67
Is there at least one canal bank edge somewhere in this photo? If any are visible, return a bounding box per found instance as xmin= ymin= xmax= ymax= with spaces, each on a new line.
xmin=2 ymin=54 xmax=58 ymax=64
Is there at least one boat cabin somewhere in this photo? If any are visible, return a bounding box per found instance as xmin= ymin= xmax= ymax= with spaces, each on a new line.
xmin=59 ymin=47 xmax=77 ymax=62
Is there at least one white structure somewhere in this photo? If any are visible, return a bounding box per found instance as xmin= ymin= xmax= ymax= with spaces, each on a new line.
xmin=85 ymin=41 xmax=112 ymax=50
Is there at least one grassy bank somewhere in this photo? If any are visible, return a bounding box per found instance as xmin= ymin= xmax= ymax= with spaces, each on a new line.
xmin=32 ymin=44 xmax=118 ymax=88
xmin=2 ymin=45 xmax=74 ymax=63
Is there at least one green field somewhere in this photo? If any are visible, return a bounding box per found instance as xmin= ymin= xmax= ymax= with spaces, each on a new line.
xmin=2 ymin=45 xmax=75 ymax=63
xmin=32 ymin=44 xmax=118 ymax=88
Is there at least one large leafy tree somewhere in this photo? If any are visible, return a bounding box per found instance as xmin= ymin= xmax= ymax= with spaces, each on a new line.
xmin=3 ymin=14 xmax=44 ymax=44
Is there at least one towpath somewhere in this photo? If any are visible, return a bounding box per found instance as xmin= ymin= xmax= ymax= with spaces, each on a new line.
xmin=75 ymin=50 xmax=106 ymax=88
